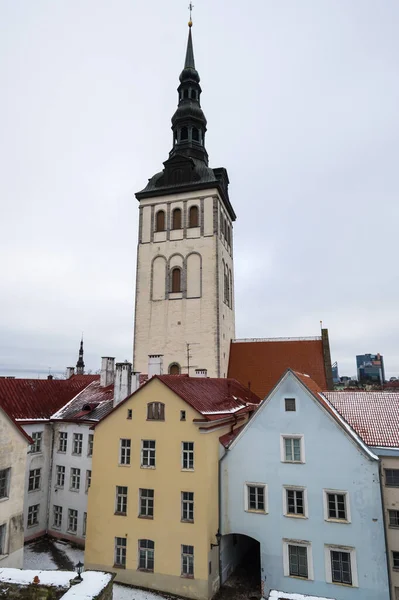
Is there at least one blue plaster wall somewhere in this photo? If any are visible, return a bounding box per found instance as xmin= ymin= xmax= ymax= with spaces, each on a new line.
xmin=221 ymin=372 xmax=389 ymax=600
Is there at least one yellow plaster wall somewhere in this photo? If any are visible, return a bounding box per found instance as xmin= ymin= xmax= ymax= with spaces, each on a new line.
xmin=85 ymin=378 xmax=230 ymax=599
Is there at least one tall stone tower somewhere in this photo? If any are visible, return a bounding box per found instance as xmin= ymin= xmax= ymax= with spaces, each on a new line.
xmin=133 ymin=22 xmax=236 ymax=378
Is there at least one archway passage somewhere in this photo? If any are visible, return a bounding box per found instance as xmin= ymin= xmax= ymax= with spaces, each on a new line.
xmin=216 ymin=534 xmax=261 ymax=600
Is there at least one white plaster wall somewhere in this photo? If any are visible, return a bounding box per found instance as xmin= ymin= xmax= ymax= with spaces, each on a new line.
xmin=48 ymin=422 xmax=93 ymax=545
xmin=380 ymin=455 xmax=399 ymax=598
xmin=221 ymin=373 xmax=389 ymax=600
xmin=0 ymin=410 xmax=28 ymax=568
xmin=134 ymin=188 xmax=235 ymax=377
xmin=22 ymin=422 xmax=52 ymax=540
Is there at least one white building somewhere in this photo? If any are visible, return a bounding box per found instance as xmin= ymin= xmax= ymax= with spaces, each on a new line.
xmin=133 ymin=25 xmax=236 ymax=379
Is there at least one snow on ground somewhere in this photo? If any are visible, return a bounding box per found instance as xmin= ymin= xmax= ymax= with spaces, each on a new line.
xmin=23 ymin=543 xmax=57 ymax=570
xmin=54 ymin=540 xmax=84 ymax=566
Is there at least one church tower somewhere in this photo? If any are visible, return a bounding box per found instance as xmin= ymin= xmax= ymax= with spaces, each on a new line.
xmin=133 ymin=20 xmax=236 ymax=378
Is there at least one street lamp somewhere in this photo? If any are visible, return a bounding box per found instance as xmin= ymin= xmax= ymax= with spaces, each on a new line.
xmin=75 ymin=561 xmax=84 ymax=581
xmin=210 ymin=529 xmax=222 ymax=550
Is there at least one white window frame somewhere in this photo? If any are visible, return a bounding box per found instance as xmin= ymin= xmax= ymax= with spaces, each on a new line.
xmin=67 ymin=508 xmax=78 ymax=534
xmin=115 ymin=537 xmax=127 ymax=568
xmin=323 ymin=489 xmax=351 ymax=523
xmin=30 ymin=432 xmax=43 ymax=454
xmin=0 ymin=523 xmax=7 ymax=556
xmin=115 ymin=485 xmax=128 ymax=515
xmin=72 ymin=433 xmax=83 ymax=456
xmin=28 ymin=468 xmax=41 ymax=492
xmin=27 ymin=504 xmax=39 ymax=527
xmin=280 ymin=434 xmax=305 ymax=463
xmin=56 ymin=465 xmax=65 ymax=488
xmin=181 ymin=544 xmax=194 ymax=577
xmin=181 ymin=491 xmax=194 ymax=522
xmin=283 ymin=485 xmax=308 ymax=518
xmin=324 ymin=544 xmax=358 ymax=587
xmin=283 ymin=539 xmax=314 ymax=580
xmin=83 ymin=512 xmax=87 ymax=537
xmin=70 ymin=467 xmax=81 ymax=491
xmin=139 ymin=488 xmax=154 ymax=518
xmin=53 ymin=505 xmax=62 ymax=529
xmin=0 ymin=468 xmax=10 ymax=500
xmin=87 ymin=434 xmax=94 ymax=457
xmin=182 ymin=442 xmax=194 ymax=470
xmin=244 ymin=482 xmax=268 ymax=514
xmin=119 ymin=439 xmax=131 ymax=466
xmin=85 ymin=470 xmax=91 ymax=493
xmin=141 ymin=440 xmax=156 ymax=468
xmin=58 ymin=432 xmax=68 ymax=453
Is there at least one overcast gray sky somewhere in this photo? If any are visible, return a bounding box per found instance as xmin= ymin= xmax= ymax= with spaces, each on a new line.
xmin=1 ymin=0 xmax=398 ymax=379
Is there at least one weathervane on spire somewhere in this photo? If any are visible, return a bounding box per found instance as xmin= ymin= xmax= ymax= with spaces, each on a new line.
xmin=188 ymin=2 xmax=194 ymax=27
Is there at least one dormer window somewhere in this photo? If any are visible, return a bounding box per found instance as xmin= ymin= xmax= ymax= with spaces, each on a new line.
xmin=147 ymin=402 xmax=165 ymax=421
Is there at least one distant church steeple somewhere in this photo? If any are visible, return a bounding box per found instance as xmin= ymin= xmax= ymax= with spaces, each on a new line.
xmin=76 ymin=336 xmax=85 ymax=375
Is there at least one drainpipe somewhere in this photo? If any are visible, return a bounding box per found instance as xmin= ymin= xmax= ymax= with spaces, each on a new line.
xmin=46 ymin=423 xmax=56 ymax=535
xmin=218 ymin=447 xmax=230 ymax=589
xmin=379 ymin=461 xmax=392 ymax=600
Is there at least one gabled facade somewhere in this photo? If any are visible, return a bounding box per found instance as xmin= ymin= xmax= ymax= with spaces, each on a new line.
xmin=133 ymin=22 xmax=235 ymax=378
xmin=220 ymin=370 xmax=389 ymax=600
xmin=85 ymin=374 xmax=260 ymax=600
xmin=0 ymin=405 xmax=31 ymax=567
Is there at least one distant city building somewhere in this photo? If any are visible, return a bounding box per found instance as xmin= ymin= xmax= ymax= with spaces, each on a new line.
xmin=332 ymin=361 xmax=339 ymax=384
xmin=357 ymin=353 xmax=385 ymax=384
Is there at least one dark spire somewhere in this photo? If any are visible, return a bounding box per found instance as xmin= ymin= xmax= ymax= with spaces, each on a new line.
xmin=169 ymin=22 xmax=208 ymax=164
xmin=76 ymin=336 xmax=85 ymax=375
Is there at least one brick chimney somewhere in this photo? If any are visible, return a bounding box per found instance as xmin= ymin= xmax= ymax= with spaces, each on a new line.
xmin=100 ymin=357 xmax=115 ymax=387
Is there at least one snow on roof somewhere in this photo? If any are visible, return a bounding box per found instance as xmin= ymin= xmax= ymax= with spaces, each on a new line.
xmin=0 ymin=568 xmax=113 ymax=599
xmin=268 ymin=590 xmax=336 ymax=600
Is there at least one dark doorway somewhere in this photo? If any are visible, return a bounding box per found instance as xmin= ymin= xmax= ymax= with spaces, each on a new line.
xmin=216 ymin=534 xmax=261 ymax=600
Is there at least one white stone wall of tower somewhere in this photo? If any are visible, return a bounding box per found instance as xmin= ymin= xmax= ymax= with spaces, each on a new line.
xmin=133 ymin=188 xmax=235 ymax=378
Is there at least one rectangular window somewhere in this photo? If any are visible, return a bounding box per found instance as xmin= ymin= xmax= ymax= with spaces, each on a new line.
xmin=87 ymin=434 xmax=93 ymax=457
xmin=0 ymin=524 xmax=6 ymax=555
xmin=139 ymin=489 xmax=154 ymax=518
xmin=85 ymin=470 xmax=91 ymax=492
xmin=127 ymin=409 xmax=132 ymax=419
xmin=386 ymin=469 xmax=399 ymax=487
xmin=56 ymin=465 xmax=65 ymax=488
xmin=180 ymin=410 xmax=186 ymax=421
xmin=389 ymin=510 xmax=399 ymax=528
xmin=286 ymin=489 xmax=304 ymax=516
xmin=182 ymin=442 xmax=194 ymax=470
xmin=141 ymin=440 xmax=156 ymax=467
xmin=289 ymin=544 xmax=308 ymax=578
xmin=138 ymin=539 xmax=154 ymax=571
xmin=28 ymin=468 xmax=41 ymax=492
xmin=83 ymin=512 xmax=87 ymax=537
xmin=27 ymin=504 xmax=39 ymax=527
xmin=393 ymin=552 xmax=399 ymax=570
xmin=181 ymin=491 xmax=194 ymax=522
xmin=181 ymin=544 xmax=194 ymax=577
xmin=115 ymin=537 xmax=127 ymax=568
xmin=147 ymin=402 xmax=165 ymax=420
xmin=30 ymin=432 xmax=42 ymax=454
xmin=283 ymin=436 xmax=302 ymax=462
xmin=285 ymin=398 xmax=296 ymax=412
xmin=72 ymin=433 xmax=83 ymax=455
xmin=53 ymin=505 xmax=62 ymax=529
xmin=119 ymin=439 xmax=131 ymax=465
xmin=58 ymin=432 xmax=68 ymax=453
xmin=327 ymin=492 xmax=347 ymax=520
xmin=115 ymin=486 xmax=128 ymax=515
xmin=331 ymin=550 xmax=352 ymax=585
xmin=247 ymin=485 xmax=265 ymax=512
xmin=70 ymin=467 xmax=81 ymax=491
xmin=68 ymin=508 xmax=78 ymax=533
xmin=0 ymin=468 xmax=10 ymax=499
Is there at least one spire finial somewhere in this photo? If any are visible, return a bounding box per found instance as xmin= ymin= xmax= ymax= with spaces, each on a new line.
xmin=188 ymin=2 xmax=193 ymax=27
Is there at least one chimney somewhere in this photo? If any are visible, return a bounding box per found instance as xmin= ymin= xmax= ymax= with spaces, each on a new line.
xmin=148 ymin=355 xmax=163 ymax=378
xmin=114 ymin=361 xmax=132 ymax=407
xmin=131 ymin=372 xmax=141 ymax=393
xmin=66 ymin=367 xmax=75 ymax=379
xmin=47 ymin=374 xmax=54 ymax=380
xmin=101 ymin=357 xmax=115 ymax=387
xmin=195 ymin=368 xmax=208 ymax=378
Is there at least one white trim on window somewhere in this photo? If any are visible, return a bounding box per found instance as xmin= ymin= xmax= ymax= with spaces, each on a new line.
xmin=323 ymin=489 xmax=351 ymax=523
xmin=282 ymin=538 xmax=314 ymax=580
xmin=280 ymin=434 xmax=305 ymax=463
xmin=282 ymin=485 xmax=308 ymax=518
xmin=244 ymin=482 xmax=268 ymax=514
xmin=324 ymin=544 xmax=358 ymax=587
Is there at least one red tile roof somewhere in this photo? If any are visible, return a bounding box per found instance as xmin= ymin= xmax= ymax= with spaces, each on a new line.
xmin=324 ymin=391 xmax=399 ymax=448
xmin=228 ymin=337 xmax=329 ymax=399
xmin=52 ymin=381 xmax=114 ymax=422
xmin=157 ymin=375 xmax=261 ymax=419
xmin=0 ymin=375 xmax=99 ymax=421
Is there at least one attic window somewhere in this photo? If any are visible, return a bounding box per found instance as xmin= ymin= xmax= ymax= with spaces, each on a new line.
xmin=180 ymin=410 xmax=186 ymax=421
xmin=285 ymin=398 xmax=296 ymax=412
xmin=147 ymin=402 xmax=165 ymax=421
xmin=127 ymin=409 xmax=132 ymax=420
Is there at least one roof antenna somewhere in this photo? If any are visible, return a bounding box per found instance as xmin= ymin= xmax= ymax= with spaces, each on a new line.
xmin=320 ymin=320 xmax=323 ymax=331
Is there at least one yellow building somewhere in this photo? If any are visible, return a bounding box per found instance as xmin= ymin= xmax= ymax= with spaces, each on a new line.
xmin=85 ymin=374 xmax=259 ymax=599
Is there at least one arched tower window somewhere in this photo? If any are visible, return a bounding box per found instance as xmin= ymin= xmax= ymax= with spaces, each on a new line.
xmin=155 ymin=210 xmax=165 ymax=232
xmin=172 ymin=208 xmax=182 ymax=230
xmin=192 ymin=127 xmax=199 ymax=142
xmin=183 ymin=89 xmax=189 ymax=99
xmin=171 ymin=267 xmax=181 ymax=293
xmin=191 ymin=89 xmax=197 ymax=100
xmin=169 ymin=363 xmax=181 ymax=375
xmin=227 ymin=225 xmax=231 ymax=246
xmin=181 ymin=127 xmax=188 ymax=141
xmin=189 ymin=205 xmax=199 ymax=228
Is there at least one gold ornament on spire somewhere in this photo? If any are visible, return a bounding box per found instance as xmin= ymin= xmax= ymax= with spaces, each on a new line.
xmin=188 ymin=2 xmax=193 ymax=27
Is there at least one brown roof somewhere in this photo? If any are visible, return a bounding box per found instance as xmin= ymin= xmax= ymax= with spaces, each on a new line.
xmin=325 ymin=391 xmax=399 ymax=448
xmin=228 ymin=337 xmax=329 ymax=399
xmin=0 ymin=375 xmax=99 ymax=421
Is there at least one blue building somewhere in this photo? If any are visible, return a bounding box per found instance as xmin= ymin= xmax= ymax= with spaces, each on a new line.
xmin=220 ymin=369 xmax=389 ymax=600
xmin=356 ymin=353 xmax=385 ymax=384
